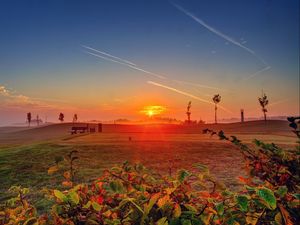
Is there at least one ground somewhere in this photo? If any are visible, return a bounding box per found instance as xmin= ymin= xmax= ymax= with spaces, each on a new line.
xmin=0 ymin=120 xmax=297 ymax=211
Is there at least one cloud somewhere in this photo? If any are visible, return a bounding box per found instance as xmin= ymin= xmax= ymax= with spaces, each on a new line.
xmin=0 ymin=84 xmax=59 ymax=110
xmin=171 ymin=2 xmax=268 ymax=67
xmin=147 ymin=81 xmax=233 ymax=114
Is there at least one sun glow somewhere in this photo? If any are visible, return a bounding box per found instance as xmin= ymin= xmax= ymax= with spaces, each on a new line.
xmin=140 ymin=105 xmax=166 ymax=117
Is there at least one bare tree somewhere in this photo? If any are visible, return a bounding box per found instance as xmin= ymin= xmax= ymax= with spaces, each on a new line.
xmin=27 ymin=112 xmax=31 ymax=127
xmin=59 ymin=113 xmax=64 ymax=123
xmin=73 ymin=114 xmax=78 ymax=123
xmin=258 ymin=91 xmax=269 ymax=121
xmin=186 ymin=101 xmax=191 ymax=123
xmin=212 ymin=94 xmax=221 ymax=124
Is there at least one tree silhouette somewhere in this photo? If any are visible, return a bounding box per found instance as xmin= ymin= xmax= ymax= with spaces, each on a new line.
xmin=258 ymin=92 xmax=269 ymax=121
xmin=27 ymin=112 xmax=31 ymax=127
xmin=186 ymin=101 xmax=191 ymax=123
xmin=73 ymin=114 xmax=78 ymax=123
xmin=59 ymin=113 xmax=64 ymax=123
xmin=212 ymin=94 xmax=221 ymax=124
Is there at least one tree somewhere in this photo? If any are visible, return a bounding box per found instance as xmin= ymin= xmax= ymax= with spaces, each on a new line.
xmin=258 ymin=91 xmax=269 ymax=121
xmin=212 ymin=94 xmax=221 ymax=124
xmin=73 ymin=114 xmax=78 ymax=123
xmin=27 ymin=112 xmax=31 ymax=127
xmin=186 ymin=101 xmax=191 ymax=123
xmin=59 ymin=113 xmax=64 ymax=123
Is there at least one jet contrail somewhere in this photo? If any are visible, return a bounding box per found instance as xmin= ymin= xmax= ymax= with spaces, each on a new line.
xmin=242 ymin=66 xmax=271 ymax=81
xmin=84 ymin=51 xmax=166 ymax=79
xmin=82 ymin=45 xmax=137 ymax=66
xmin=147 ymin=81 xmax=233 ymax=114
xmin=173 ymin=79 xmax=230 ymax=92
xmin=171 ymin=2 xmax=268 ymax=66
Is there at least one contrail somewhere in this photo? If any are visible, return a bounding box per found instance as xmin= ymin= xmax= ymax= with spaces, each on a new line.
xmin=147 ymin=81 xmax=233 ymax=114
xmin=82 ymin=45 xmax=137 ymax=66
xmin=84 ymin=51 xmax=166 ymax=79
xmin=173 ymin=79 xmax=230 ymax=92
xmin=171 ymin=2 xmax=268 ymax=66
xmin=242 ymin=66 xmax=271 ymax=81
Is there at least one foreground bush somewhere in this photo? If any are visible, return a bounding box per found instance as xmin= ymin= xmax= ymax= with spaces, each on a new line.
xmin=0 ymin=117 xmax=299 ymax=224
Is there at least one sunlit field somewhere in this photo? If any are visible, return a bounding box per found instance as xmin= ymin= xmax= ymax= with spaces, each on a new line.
xmin=0 ymin=120 xmax=296 ymax=211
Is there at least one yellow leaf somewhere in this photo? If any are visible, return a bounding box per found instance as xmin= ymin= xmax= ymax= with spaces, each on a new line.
xmin=275 ymin=212 xmax=282 ymax=225
xmin=173 ymin=203 xmax=181 ymax=218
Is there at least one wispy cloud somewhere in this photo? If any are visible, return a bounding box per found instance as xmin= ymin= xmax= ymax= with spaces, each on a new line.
xmin=82 ymin=45 xmax=137 ymax=66
xmin=83 ymin=48 xmax=166 ymax=79
xmin=171 ymin=2 xmax=268 ymax=68
xmin=147 ymin=81 xmax=233 ymax=114
xmin=0 ymin=84 xmax=65 ymax=110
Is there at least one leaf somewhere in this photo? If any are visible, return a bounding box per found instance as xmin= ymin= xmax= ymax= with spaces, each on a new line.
xmin=23 ymin=217 xmax=37 ymax=225
xmin=275 ymin=212 xmax=282 ymax=225
xmin=68 ymin=191 xmax=79 ymax=204
xmin=184 ymin=204 xmax=197 ymax=213
xmin=53 ymin=190 xmax=67 ymax=202
xmin=278 ymin=204 xmax=293 ymax=225
xmin=236 ymin=195 xmax=249 ymax=212
xmin=257 ymin=187 xmax=277 ymax=210
xmin=92 ymin=202 xmax=102 ymax=211
xmin=109 ymin=180 xmax=124 ymax=193
xmin=144 ymin=193 xmax=160 ymax=215
xmin=276 ymin=186 xmax=288 ymax=198
xmin=178 ymin=170 xmax=190 ymax=183
xmin=173 ymin=204 xmax=181 ymax=218
xmin=216 ymin=202 xmax=224 ymax=215
xmin=47 ymin=166 xmax=58 ymax=175
xmin=157 ymin=217 xmax=168 ymax=225
xmin=157 ymin=195 xmax=170 ymax=208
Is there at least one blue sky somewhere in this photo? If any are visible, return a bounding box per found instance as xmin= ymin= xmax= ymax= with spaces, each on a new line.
xmin=0 ymin=0 xmax=299 ymax=124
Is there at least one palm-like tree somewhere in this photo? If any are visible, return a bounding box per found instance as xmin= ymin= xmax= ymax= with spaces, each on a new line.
xmin=212 ymin=94 xmax=221 ymax=124
xmin=258 ymin=92 xmax=269 ymax=121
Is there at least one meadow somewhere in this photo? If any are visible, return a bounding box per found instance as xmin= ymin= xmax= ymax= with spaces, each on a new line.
xmin=0 ymin=120 xmax=296 ymax=212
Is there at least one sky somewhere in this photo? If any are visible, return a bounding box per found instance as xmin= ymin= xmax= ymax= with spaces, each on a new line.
xmin=0 ymin=0 xmax=299 ymax=125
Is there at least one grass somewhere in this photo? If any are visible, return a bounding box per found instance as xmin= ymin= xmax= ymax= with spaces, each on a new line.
xmin=0 ymin=126 xmax=296 ymax=212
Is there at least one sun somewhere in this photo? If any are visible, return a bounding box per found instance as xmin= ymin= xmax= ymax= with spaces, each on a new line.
xmin=140 ymin=105 xmax=166 ymax=118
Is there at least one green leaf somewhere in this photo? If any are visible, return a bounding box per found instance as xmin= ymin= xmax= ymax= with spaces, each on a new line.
xmin=257 ymin=187 xmax=277 ymax=210
xmin=157 ymin=217 xmax=168 ymax=225
xmin=236 ymin=195 xmax=249 ymax=212
xmin=53 ymin=190 xmax=67 ymax=202
xmin=109 ymin=180 xmax=124 ymax=193
xmin=276 ymin=186 xmax=288 ymax=198
xmin=92 ymin=202 xmax=102 ymax=211
xmin=68 ymin=191 xmax=79 ymax=204
xmin=178 ymin=170 xmax=190 ymax=183
xmin=216 ymin=202 xmax=224 ymax=215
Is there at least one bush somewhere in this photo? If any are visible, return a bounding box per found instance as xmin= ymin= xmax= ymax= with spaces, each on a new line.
xmin=0 ymin=117 xmax=299 ymax=224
